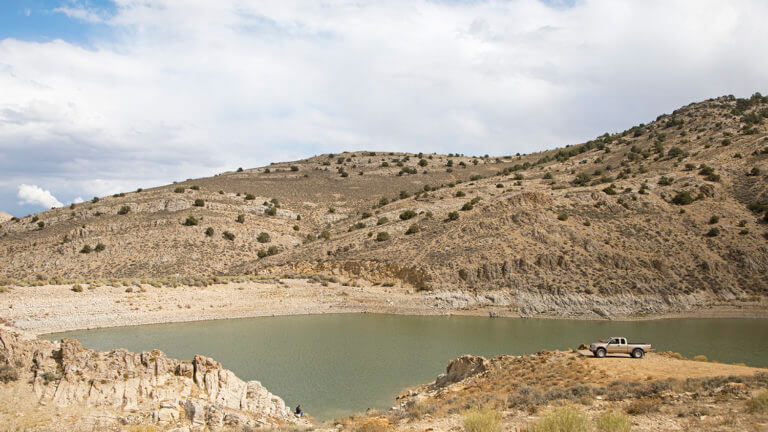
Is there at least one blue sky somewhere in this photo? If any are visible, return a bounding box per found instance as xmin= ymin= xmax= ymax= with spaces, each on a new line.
xmin=1 ymin=0 xmax=766 ymax=216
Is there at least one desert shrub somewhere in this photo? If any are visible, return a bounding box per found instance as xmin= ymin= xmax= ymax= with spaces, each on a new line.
xmin=0 ymin=364 xmax=19 ymax=383
xmin=361 ymin=211 xmax=372 ymax=219
xmin=320 ymin=230 xmax=331 ymax=240
xmin=245 ymin=193 xmax=255 ymax=200
xmin=709 ymin=215 xmax=720 ymax=224
xmin=377 ymin=217 xmax=389 ymax=225
xmin=747 ymin=391 xmax=768 ymax=414
xmin=603 ymin=185 xmax=617 ymax=195
xmin=671 ymin=191 xmax=694 ymax=205
xmin=557 ymin=213 xmax=568 ymax=221
xmin=463 ymin=408 xmax=502 ymax=432
xmin=705 ymin=173 xmax=721 ymax=182
xmin=184 ymin=216 xmax=198 ymax=226
xmin=705 ymin=227 xmax=720 ymax=237
xmin=447 ymin=211 xmax=459 ymax=221
xmin=461 ymin=202 xmax=474 ymax=211
xmin=174 ymin=187 xmax=185 ymax=193
xmin=376 ymin=232 xmax=390 ymax=242
xmin=418 ymin=159 xmax=428 ymax=167
xmin=190 ymin=185 xmax=199 ymax=190
xmin=543 ymin=172 xmax=553 ymax=179
xmin=692 ymin=354 xmax=708 ymax=362
xmin=496 ymin=183 xmax=504 ymax=188
xmin=405 ymin=224 xmax=420 ymax=235
xmin=290 ymin=165 xmax=299 ymax=171
xmin=235 ymin=214 xmax=245 ymax=223
xmin=257 ymin=232 xmax=271 ymax=243
xmin=94 ymin=243 xmax=106 ymax=252
xmin=37 ymin=221 xmax=45 ymax=228
xmin=507 ymin=386 xmax=545 ymax=409
xmin=205 ymin=227 xmax=214 ymax=237
xmin=80 ymin=245 xmax=92 ymax=254
xmin=530 ymin=405 xmax=589 ymax=432
xmin=193 ymin=199 xmax=205 ymax=207
xmin=222 ymin=231 xmax=235 ymax=241
xmin=667 ymin=147 xmax=685 ymax=158
xmin=572 ymin=172 xmax=592 ymax=186
xmin=658 ymin=176 xmax=674 ymax=186
xmin=625 ymin=398 xmax=660 ymax=415
xmin=264 ymin=206 xmax=277 ymax=216
xmin=399 ymin=210 xmax=417 ymax=220
xmin=378 ymin=197 xmax=389 ymax=206
xmin=71 ymin=284 xmax=83 ymax=292
xmin=597 ymin=411 xmax=631 ymax=432
xmin=117 ymin=206 xmax=131 ymax=215
xmin=455 ymin=191 xmax=466 ymax=197
xmin=684 ymin=163 xmax=696 ymax=171
xmin=267 ymin=246 xmax=279 ymax=256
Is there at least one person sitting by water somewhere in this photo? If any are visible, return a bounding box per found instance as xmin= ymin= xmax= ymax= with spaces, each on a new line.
xmin=295 ymin=404 xmax=303 ymax=417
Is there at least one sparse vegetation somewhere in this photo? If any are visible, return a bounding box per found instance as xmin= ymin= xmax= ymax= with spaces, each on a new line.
xmin=399 ymin=210 xmax=417 ymax=220
xmin=222 ymin=231 xmax=235 ymax=241
xmin=530 ymin=405 xmax=589 ymax=432
xmin=257 ymin=232 xmax=271 ymax=243
xmin=183 ymin=216 xmax=198 ymax=226
xmin=193 ymin=199 xmax=205 ymax=207
xmin=672 ymin=191 xmax=694 ymax=205
xmin=117 ymin=206 xmax=131 ymax=215
xmin=463 ymin=408 xmax=502 ymax=432
xmin=747 ymin=391 xmax=768 ymax=414
xmin=376 ymin=232 xmax=390 ymax=242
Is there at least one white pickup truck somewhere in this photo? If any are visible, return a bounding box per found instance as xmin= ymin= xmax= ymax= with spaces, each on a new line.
xmin=589 ymin=337 xmax=653 ymax=359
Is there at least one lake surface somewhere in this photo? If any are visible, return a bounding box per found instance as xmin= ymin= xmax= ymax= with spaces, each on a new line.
xmin=44 ymin=315 xmax=768 ymax=420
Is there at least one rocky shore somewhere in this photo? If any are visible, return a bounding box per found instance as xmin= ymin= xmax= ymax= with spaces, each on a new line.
xmin=0 ymin=328 xmax=309 ymax=431
xmin=1 ymin=280 xmax=766 ymax=336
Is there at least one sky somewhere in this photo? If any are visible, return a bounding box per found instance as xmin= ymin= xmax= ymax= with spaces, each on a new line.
xmin=1 ymin=0 xmax=766 ymax=216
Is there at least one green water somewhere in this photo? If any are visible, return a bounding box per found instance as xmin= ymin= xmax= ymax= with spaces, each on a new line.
xmin=44 ymin=315 xmax=768 ymax=420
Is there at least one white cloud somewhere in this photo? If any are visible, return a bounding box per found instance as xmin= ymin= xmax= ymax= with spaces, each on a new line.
xmin=72 ymin=196 xmax=84 ymax=204
xmin=17 ymin=184 xmax=63 ymax=209
xmin=1 ymin=0 xmax=768 ymax=213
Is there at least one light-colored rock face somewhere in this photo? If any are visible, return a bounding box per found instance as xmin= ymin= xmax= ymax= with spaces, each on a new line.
xmin=0 ymin=211 xmax=11 ymax=223
xmin=433 ymin=354 xmax=489 ymax=388
xmin=0 ymin=329 xmax=301 ymax=430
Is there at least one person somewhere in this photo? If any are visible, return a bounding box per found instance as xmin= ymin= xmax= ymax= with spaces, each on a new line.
xmin=295 ymin=404 xmax=303 ymax=417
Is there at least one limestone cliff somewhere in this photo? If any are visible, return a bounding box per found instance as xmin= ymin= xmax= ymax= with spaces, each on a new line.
xmin=0 ymin=329 xmax=302 ymax=430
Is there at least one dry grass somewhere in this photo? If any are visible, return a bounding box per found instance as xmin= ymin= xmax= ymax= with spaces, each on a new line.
xmin=746 ymin=390 xmax=768 ymax=414
xmin=596 ymin=410 xmax=632 ymax=432
xmin=463 ymin=407 xmax=502 ymax=432
xmin=0 ymin=383 xmax=57 ymax=432
xmin=529 ymin=405 xmax=590 ymax=432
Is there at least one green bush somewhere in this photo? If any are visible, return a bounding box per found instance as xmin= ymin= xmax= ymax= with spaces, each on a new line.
xmin=293 ymin=225 xmax=300 ymax=231
xmin=320 ymin=230 xmax=331 ymax=240
xmin=418 ymin=159 xmax=428 ymax=167
xmin=658 ymin=176 xmax=674 ymax=186
xmin=705 ymin=227 xmax=720 ymax=237
xmin=193 ymin=199 xmax=205 ymax=207
xmin=558 ymin=213 xmax=569 ymax=221
xmin=94 ymin=243 xmax=106 ymax=252
xmin=463 ymin=408 xmax=502 ymax=432
xmin=572 ymin=172 xmax=592 ymax=186
xmin=205 ymin=227 xmax=214 ymax=237
xmin=399 ymin=210 xmax=417 ymax=220
xmin=361 ymin=211 xmax=372 ymax=219
xmin=543 ymin=172 xmax=553 ymax=179
xmin=672 ymin=191 xmax=694 ymax=205
xmin=455 ymin=191 xmax=466 ymax=197
xmin=377 ymin=217 xmax=389 ymax=225
xmin=184 ymin=216 xmax=198 ymax=226
xmin=596 ymin=411 xmax=631 ymax=432
xmin=190 ymin=185 xmax=200 ymax=190
xmin=747 ymin=391 xmax=768 ymax=414
xmin=71 ymin=284 xmax=83 ymax=293
xmin=174 ymin=187 xmax=185 ymax=193
xmin=709 ymin=215 xmax=719 ymax=224
xmin=406 ymin=224 xmax=420 ymax=235
xmin=267 ymin=245 xmax=279 ymax=256
xmin=245 ymin=193 xmax=255 ymax=200
xmin=222 ymin=231 xmax=235 ymax=241
xmin=80 ymin=245 xmax=92 ymax=254
xmin=447 ymin=211 xmax=459 ymax=221
xmin=235 ymin=214 xmax=245 ymax=223
xmin=265 ymin=207 xmax=277 ymax=216
xmin=530 ymin=406 xmax=589 ymax=432
xmin=461 ymin=202 xmax=474 ymax=211
xmin=257 ymin=232 xmax=271 ymax=243
xmin=603 ymin=185 xmax=617 ymax=195
xmin=117 ymin=205 xmax=131 ymax=215
xmin=376 ymin=232 xmax=390 ymax=242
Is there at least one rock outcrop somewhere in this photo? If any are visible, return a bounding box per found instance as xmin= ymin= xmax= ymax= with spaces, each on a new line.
xmin=0 ymin=329 xmax=300 ymax=430
xmin=433 ymin=354 xmax=489 ymax=388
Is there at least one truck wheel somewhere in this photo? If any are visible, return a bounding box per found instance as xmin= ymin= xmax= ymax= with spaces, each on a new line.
xmin=595 ymin=348 xmax=606 ymax=358
xmin=632 ymin=348 xmax=644 ymax=359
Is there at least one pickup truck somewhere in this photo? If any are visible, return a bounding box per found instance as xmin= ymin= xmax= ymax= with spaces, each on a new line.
xmin=589 ymin=337 xmax=653 ymax=359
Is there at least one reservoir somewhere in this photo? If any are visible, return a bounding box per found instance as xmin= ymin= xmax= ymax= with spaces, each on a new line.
xmin=44 ymin=315 xmax=768 ymax=420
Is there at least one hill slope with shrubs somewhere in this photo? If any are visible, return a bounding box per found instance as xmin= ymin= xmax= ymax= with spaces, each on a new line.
xmin=2 ymin=94 xmax=768 ymax=317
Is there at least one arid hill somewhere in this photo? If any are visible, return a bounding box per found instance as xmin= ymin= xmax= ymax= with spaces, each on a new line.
xmin=2 ymin=94 xmax=767 ymax=317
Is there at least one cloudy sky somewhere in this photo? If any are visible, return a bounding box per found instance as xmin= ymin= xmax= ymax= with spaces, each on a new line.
xmin=1 ymin=0 xmax=766 ymax=216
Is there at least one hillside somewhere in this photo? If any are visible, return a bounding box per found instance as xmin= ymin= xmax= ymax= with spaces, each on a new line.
xmin=1 ymin=94 xmax=768 ymax=317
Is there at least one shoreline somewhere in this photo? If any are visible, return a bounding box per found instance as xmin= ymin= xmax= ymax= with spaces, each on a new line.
xmin=1 ymin=280 xmax=767 ymax=336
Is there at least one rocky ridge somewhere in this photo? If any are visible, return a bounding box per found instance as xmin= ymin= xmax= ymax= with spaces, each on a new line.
xmin=0 ymin=328 xmax=301 ymax=430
